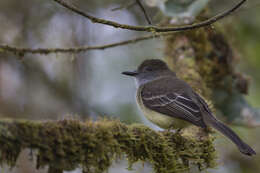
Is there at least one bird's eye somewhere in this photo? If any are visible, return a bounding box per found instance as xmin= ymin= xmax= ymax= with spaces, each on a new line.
xmin=144 ymin=66 xmax=153 ymax=72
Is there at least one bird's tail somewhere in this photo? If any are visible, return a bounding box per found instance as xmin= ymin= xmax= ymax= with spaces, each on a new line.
xmin=204 ymin=114 xmax=256 ymax=156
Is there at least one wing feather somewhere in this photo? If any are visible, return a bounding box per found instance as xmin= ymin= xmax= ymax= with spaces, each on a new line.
xmin=142 ymin=91 xmax=206 ymax=127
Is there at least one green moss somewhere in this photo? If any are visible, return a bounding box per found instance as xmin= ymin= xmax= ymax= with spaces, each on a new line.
xmin=164 ymin=26 xmax=248 ymax=105
xmin=0 ymin=119 xmax=217 ymax=173
xmin=164 ymin=27 xmax=238 ymax=91
xmin=164 ymin=30 xmax=211 ymax=99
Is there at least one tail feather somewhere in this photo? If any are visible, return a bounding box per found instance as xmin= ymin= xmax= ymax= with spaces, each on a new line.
xmin=210 ymin=120 xmax=256 ymax=156
xmin=194 ymin=92 xmax=255 ymax=156
xmin=204 ymin=114 xmax=256 ymax=156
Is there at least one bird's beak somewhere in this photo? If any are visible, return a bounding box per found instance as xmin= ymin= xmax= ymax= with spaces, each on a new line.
xmin=122 ymin=70 xmax=138 ymax=77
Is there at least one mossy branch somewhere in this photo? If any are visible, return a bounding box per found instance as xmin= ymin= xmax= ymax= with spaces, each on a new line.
xmin=0 ymin=119 xmax=217 ymax=173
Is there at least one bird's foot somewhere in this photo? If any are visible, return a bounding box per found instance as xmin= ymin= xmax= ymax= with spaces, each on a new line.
xmin=203 ymin=126 xmax=214 ymax=133
xmin=164 ymin=125 xmax=177 ymax=133
xmin=176 ymin=128 xmax=183 ymax=134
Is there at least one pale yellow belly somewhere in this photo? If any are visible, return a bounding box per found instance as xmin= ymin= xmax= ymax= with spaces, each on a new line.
xmin=136 ymin=89 xmax=189 ymax=129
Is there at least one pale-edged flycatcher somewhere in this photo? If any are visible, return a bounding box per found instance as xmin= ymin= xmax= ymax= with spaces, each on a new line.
xmin=122 ymin=59 xmax=256 ymax=156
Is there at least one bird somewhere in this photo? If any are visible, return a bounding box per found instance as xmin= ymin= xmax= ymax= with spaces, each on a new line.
xmin=122 ymin=59 xmax=256 ymax=156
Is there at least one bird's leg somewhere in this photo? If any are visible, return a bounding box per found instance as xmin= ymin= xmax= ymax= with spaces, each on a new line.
xmin=176 ymin=128 xmax=183 ymax=134
xmin=198 ymin=127 xmax=211 ymax=140
xmin=166 ymin=128 xmax=170 ymax=133
xmin=203 ymin=126 xmax=214 ymax=133
xmin=168 ymin=124 xmax=183 ymax=134
xmin=165 ymin=127 xmax=172 ymax=133
xmin=165 ymin=124 xmax=176 ymax=133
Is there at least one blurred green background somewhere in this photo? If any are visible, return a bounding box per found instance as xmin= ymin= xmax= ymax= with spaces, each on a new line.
xmin=0 ymin=0 xmax=259 ymax=172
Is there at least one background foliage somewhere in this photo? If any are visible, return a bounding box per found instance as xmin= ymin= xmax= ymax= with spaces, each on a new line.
xmin=0 ymin=0 xmax=260 ymax=172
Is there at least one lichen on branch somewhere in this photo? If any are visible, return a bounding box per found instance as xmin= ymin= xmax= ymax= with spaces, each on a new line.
xmin=0 ymin=119 xmax=217 ymax=173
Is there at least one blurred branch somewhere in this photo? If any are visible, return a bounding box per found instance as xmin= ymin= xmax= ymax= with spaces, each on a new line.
xmin=0 ymin=32 xmax=175 ymax=55
xmin=111 ymin=0 xmax=153 ymax=26
xmin=218 ymin=96 xmax=260 ymax=129
xmin=135 ymin=0 xmax=152 ymax=24
xmin=48 ymin=167 xmax=63 ymax=173
xmin=111 ymin=1 xmax=136 ymax=11
xmin=53 ymin=0 xmax=246 ymax=32
xmin=0 ymin=119 xmax=217 ymax=173
xmin=233 ymin=119 xmax=260 ymax=128
xmin=0 ymin=0 xmax=246 ymax=56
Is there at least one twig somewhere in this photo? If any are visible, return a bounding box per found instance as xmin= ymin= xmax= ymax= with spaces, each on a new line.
xmin=111 ymin=1 xmax=136 ymax=11
xmin=48 ymin=167 xmax=63 ymax=173
xmin=112 ymin=0 xmax=152 ymax=24
xmin=228 ymin=121 xmax=260 ymax=128
xmin=53 ymin=0 xmax=246 ymax=32
xmin=0 ymin=32 xmax=174 ymax=55
xmin=136 ymin=0 xmax=152 ymax=24
xmin=0 ymin=0 xmax=247 ymax=56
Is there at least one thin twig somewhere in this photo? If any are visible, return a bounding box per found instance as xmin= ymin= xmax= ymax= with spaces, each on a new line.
xmin=229 ymin=120 xmax=260 ymax=128
xmin=0 ymin=32 xmax=175 ymax=55
xmin=136 ymin=0 xmax=152 ymax=24
xmin=111 ymin=1 xmax=136 ymax=11
xmin=53 ymin=0 xmax=246 ymax=32
xmin=0 ymin=0 xmax=247 ymax=56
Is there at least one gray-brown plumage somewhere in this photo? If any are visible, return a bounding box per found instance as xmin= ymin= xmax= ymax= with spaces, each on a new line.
xmin=122 ymin=59 xmax=256 ymax=156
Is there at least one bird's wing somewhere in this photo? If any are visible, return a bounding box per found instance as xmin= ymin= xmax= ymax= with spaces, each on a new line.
xmin=192 ymin=92 xmax=212 ymax=114
xmin=141 ymin=79 xmax=207 ymax=128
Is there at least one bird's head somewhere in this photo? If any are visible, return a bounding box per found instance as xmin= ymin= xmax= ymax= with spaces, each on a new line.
xmin=122 ymin=59 xmax=175 ymax=85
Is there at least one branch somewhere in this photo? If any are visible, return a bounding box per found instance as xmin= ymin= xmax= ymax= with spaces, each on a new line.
xmin=0 ymin=32 xmax=174 ymax=55
xmin=136 ymin=0 xmax=152 ymax=24
xmin=0 ymin=0 xmax=246 ymax=56
xmin=53 ymin=0 xmax=246 ymax=32
xmin=111 ymin=0 xmax=152 ymax=25
xmin=0 ymin=119 xmax=217 ymax=173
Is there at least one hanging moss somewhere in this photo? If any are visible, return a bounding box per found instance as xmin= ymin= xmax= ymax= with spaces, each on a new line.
xmin=164 ymin=26 xmax=250 ymax=94
xmin=0 ymin=119 xmax=217 ymax=173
